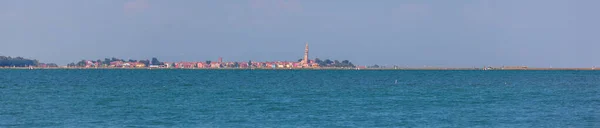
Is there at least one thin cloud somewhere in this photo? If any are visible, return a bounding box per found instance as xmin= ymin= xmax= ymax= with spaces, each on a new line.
xmin=124 ymin=0 xmax=150 ymax=13
xmin=250 ymin=0 xmax=302 ymax=13
xmin=246 ymin=0 xmax=303 ymax=25
xmin=386 ymin=3 xmax=431 ymax=25
xmin=392 ymin=4 xmax=430 ymax=17
xmin=278 ymin=0 xmax=302 ymax=12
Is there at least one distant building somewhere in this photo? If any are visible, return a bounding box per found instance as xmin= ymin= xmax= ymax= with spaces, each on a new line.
xmin=177 ymin=62 xmax=195 ymax=68
xmin=301 ymin=43 xmax=310 ymax=67
xmin=110 ymin=61 xmax=124 ymax=67
xmin=38 ymin=63 xmax=47 ymax=68
xmin=210 ymin=62 xmax=221 ymax=68
xmin=197 ymin=62 xmax=206 ymax=68
xmin=311 ymin=63 xmax=319 ymax=68
xmin=122 ymin=63 xmax=131 ymax=68
xmin=163 ymin=62 xmax=171 ymax=68
xmin=135 ymin=63 xmax=146 ymax=68
xmin=240 ymin=62 xmax=248 ymax=68
xmin=502 ymin=66 xmax=528 ymax=70
xmin=85 ymin=60 xmax=93 ymax=68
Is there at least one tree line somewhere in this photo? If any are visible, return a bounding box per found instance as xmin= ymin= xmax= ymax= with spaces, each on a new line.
xmin=0 ymin=56 xmax=40 ymax=67
xmin=67 ymin=57 xmax=163 ymax=67
xmin=314 ymin=58 xmax=355 ymax=68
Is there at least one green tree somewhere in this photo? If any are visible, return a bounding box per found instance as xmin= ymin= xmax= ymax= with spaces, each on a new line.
xmin=324 ymin=59 xmax=333 ymax=65
xmin=0 ymin=56 xmax=39 ymax=67
xmin=103 ymin=58 xmax=111 ymax=65
xmin=342 ymin=60 xmax=349 ymax=64
xmin=151 ymin=57 xmax=162 ymax=65
xmin=77 ymin=60 xmax=87 ymax=67
xmin=369 ymin=65 xmax=380 ymax=68
xmin=233 ymin=62 xmax=239 ymax=68
xmin=46 ymin=63 xmax=58 ymax=67
xmin=96 ymin=59 xmax=102 ymax=66
xmin=315 ymin=58 xmax=325 ymax=66
xmin=315 ymin=58 xmax=322 ymax=63
xmin=248 ymin=60 xmax=252 ymax=68
xmin=205 ymin=61 xmax=212 ymax=68
xmin=139 ymin=60 xmax=150 ymax=67
xmin=339 ymin=60 xmax=354 ymax=67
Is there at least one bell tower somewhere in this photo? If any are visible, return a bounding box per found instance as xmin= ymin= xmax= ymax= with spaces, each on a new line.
xmin=302 ymin=43 xmax=309 ymax=66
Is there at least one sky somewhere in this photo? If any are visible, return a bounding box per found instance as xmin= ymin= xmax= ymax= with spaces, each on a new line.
xmin=0 ymin=0 xmax=598 ymax=67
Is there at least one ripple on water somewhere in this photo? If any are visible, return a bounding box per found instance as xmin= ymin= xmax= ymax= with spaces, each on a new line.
xmin=1 ymin=70 xmax=599 ymax=127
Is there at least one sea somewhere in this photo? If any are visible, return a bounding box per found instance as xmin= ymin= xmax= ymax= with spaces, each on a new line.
xmin=0 ymin=69 xmax=599 ymax=127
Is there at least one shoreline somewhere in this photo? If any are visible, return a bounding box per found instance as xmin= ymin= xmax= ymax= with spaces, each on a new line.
xmin=2 ymin=67 xmax=600 ymax=70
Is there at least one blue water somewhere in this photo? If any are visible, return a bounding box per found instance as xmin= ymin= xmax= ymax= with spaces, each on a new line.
xmin=0 ymin=70 xmax=599 ymax=127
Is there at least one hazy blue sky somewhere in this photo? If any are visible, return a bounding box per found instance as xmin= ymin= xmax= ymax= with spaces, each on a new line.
xmin=1 ymin=0 xmax=598 ymax=67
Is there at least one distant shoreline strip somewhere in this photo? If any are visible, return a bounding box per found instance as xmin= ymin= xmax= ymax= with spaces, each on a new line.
xmin=2 ymin=67 xmax=600 ymax=70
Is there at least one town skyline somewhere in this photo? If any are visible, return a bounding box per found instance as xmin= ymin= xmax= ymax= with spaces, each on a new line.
xmin=2 ymin=1 xmax=599 ymax=67
xmin=61 ymin=43 xmax=358 ymax=69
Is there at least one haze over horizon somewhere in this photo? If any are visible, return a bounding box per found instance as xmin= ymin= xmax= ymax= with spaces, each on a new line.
xmin=1 ymin=0 xmax=598 ymax=67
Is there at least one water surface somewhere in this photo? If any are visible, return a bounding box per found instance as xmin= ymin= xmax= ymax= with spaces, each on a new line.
xmin=0 ymin=70 xmax=598 ymax=127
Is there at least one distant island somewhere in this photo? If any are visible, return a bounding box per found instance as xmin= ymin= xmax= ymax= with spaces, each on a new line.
xmin=63 ymin=43 xmax=357 ymax=69
xmin=1 ymin=43 xmax=359 ymax=69
xmin=65 ymin=57 xmax=356 ymax=69
xmin=0 ymin=56 xmax=57 ymax=68
xmin=3 ymin=55 xmax=600 ymax=70
xmin=3 ymin=43 xmax=600 ymax=70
